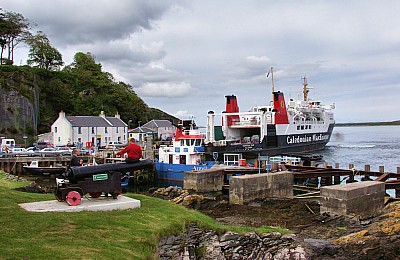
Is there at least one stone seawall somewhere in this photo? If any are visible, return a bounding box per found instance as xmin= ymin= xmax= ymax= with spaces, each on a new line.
xmin=320 ymin=181 xmax=385 ymax=218
xmin=184 ymin=168 xmax=224 ymax=192
xmin=229 ymin=171 xmax=293 ymax=205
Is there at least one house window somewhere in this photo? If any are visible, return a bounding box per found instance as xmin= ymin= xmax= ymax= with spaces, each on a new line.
xmin=58 ymin=137 xmax=60 ymax=142
xmin=105 ymin=127 xmax=108 ymax=133
xmin=78 ymin=127 xmax=82 ymax=134
xmin=92 ymin=127 xmax=95 ymax=134
xmin=54 ymin=127 xmax=57 ymax=133
xmin=116 ymin=127 xmax=119 ymax=133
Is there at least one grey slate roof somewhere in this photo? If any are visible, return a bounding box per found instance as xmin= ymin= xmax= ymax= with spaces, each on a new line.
xmin=66 ymin=116 xmax=126 ymax=127
xmin=142 ymin=120 xmax=173 ymax=129
xmin=106 ymin=117 xmax=127 ymax=127
xmin=129 ymin=127 xmax=154 ymax=133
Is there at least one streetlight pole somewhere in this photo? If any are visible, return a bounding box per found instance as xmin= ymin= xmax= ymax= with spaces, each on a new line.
xmin=138 ymin=121 xmax=141 ymax=142
xmin=23 ymin=135 xmax=27 ymax=148
xmin=128 ymin=120 xmax=132 ymax=139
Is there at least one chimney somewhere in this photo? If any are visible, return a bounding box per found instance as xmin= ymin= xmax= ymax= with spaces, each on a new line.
xmin=115 ymin=112 xmax=120 ymax=119
xmin=99 ymin=111 xmax=105 ymax=118
xmin=59 ymin=110 xmax=66 ymax=118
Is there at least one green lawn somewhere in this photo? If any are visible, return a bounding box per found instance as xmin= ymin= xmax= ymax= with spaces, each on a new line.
xmin=0 ymin=171 xmax=286 ymax=259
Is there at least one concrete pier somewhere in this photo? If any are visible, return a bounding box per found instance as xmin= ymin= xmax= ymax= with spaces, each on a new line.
xmin=184 ymin=168 xmax=224 ymax=192
xmin=229 ymin=171 xmax=293 ymax=205
xmin=320 ymin=181 xmax=385 ymax=218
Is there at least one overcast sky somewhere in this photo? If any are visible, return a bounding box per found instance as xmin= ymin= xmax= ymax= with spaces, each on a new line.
xmin=3 ymin=1 xmax=400 ymax=126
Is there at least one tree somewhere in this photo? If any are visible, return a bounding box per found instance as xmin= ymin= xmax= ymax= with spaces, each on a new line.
xmin=0 ymin=9 xmax=32 ymax=65
xmin=27 ymin=31 xmax=63 ymax=70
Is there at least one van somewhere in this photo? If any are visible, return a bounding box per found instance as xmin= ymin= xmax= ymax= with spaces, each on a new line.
xmin=1 ymin=138 xmax=15 ymax=148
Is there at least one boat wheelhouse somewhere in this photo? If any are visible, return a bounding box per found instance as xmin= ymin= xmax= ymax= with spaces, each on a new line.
xmin=156 ymin=119 xmax=216 ymax=183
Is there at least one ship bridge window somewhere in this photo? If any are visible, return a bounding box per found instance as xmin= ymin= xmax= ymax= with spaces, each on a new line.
xmin=195 ymin=139 xmax=202 ymax=146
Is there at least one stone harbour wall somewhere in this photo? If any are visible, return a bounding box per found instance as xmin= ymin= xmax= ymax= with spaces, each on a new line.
xmin=229 ymin=171 xmax=293 ymax=205
xmin=184 ymin=168 xmax=224 ymax=192
xmin=320 ymin=181 xmax=385 ymax=218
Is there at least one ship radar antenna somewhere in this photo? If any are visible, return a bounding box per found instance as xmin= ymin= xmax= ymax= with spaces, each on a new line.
xmin=302 ymin=75 xmax=309 ymax=101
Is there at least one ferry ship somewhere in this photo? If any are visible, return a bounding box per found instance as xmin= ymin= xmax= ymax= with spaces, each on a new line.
xmin=204 ymin=71 xmax=335 ymax=158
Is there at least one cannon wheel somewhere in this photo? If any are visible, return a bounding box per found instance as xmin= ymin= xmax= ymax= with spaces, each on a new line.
xmin=66 ymin=191 xmax=81 ymax=206
xmin=89 ymin=192 xmax=102 ymax=198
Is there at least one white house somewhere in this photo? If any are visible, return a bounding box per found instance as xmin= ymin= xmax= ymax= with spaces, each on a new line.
xmin=51 ymin=111 xmax=128 ymax=148
xmin=128 ymin=126 xmax=155 ymax=142
xmin=141 ymin=120 xmax=175 ymax=140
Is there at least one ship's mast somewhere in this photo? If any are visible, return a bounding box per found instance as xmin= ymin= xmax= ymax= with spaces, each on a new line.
xmin=302 ymin=75 xmax=309 ymax=101
xmin=268 ymin=67 xmax=275 ymax=102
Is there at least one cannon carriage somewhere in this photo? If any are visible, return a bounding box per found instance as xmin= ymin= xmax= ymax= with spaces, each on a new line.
xmin=55 ymin=159 xmax=153 ymax=206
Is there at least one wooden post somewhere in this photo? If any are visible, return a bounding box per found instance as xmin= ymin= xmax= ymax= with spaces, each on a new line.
xmin=364 ymin=164 xmax=370 ymax=172
xmin=326 ymin=165 xmax=333 ymax=186
xmin=348 ymin=163 xmax=355 ymax=183
xmin=334 ymin=163 xmax=341 ymax=184
xmin=396 ymin=167 xmax=400 ymax=198
xmin=379 ymin=166 xmax=384 ymax=173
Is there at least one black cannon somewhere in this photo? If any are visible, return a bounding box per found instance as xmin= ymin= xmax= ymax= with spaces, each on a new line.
xmin=55 ymin=159 xmax=153 ymax=206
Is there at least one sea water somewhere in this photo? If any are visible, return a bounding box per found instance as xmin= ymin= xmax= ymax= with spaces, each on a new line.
xmin=317 ymin=125 xmax=400 ymax=197
xmin=319 ymin=125 xmax=400 ymax=173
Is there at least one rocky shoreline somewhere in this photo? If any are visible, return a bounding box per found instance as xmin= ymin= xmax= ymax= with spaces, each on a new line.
xmin=158 ymin=223 xmax=344 ymax=259
xmin=153 ymin=186 xmax=400 ymax=259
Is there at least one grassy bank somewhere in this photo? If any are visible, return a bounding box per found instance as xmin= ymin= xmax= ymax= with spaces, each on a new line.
xmin=0 ymin=171 xmax=286 ymax=259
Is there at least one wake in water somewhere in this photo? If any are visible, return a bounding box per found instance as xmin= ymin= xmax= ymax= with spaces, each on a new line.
xmin=328 ymin=144 xmax=376 ymax=148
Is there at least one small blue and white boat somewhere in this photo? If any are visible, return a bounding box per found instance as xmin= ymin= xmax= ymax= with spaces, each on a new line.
xmin=156 ymin=119 xmax=217 ymax=184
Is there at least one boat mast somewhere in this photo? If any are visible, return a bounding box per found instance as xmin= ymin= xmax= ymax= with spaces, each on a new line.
xmin=302 ymin=75 xmax=309 ymax=101
xmin=269 ymin=67 xmax=275 ymax=101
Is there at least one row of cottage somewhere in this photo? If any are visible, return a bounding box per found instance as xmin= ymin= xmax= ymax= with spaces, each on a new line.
xmin=43 ymin=111 xmax=176 ymax=147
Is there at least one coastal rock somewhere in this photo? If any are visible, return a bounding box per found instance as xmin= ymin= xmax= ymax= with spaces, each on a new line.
xmin=220 ymin=231 xmax=240 ymax=242
xmin=158 ymin=223 xmax=308 ymax=259
xmin=304 ymin=238 xmax=340 ymax=256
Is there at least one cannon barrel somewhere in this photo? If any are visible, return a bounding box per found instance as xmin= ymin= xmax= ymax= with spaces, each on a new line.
xmin=66 ymin=159 xmax=153 ymax=181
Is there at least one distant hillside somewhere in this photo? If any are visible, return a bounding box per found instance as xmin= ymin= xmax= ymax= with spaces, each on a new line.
xmin=0 ymin=61 xmax=178 ymax=144
xmin=336 ymin=120 xmax=400 ymax=127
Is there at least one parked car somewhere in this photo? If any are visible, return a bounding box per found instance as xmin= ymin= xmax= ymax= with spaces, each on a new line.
xmin=39 ymin=147 xmax=62 ymax=157
xmin=105 ymin=141 xmax=126 ymax=149
xmin=7 ymin=147 xmax=36 ymax=157
xmin=26 ymin=147 xmax=40 ymax=152
xmin=25 ymin=147 xmax=40 ymax=157
xmin=56 ymin=146 xmax=72 ymax=155
xmin=79 ymin=148 xmax=91 ymax=155
xmin=11 ymin=147 xmax=27 ymax=153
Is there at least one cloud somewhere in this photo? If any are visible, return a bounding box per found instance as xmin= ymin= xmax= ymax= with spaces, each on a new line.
xmin=3 ymin=0 xmax=177 ymax=45
xmin=137 ymin=82 xmax=194 ymax=97
xmin=2 ymin=0 xmax=400 ymax=125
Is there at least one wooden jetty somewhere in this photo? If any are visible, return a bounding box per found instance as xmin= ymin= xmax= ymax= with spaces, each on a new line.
xmin=0 ymin=156 xmax=92 ymax=175
xmin=283 ymin=163 xmax=400 ymax=198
